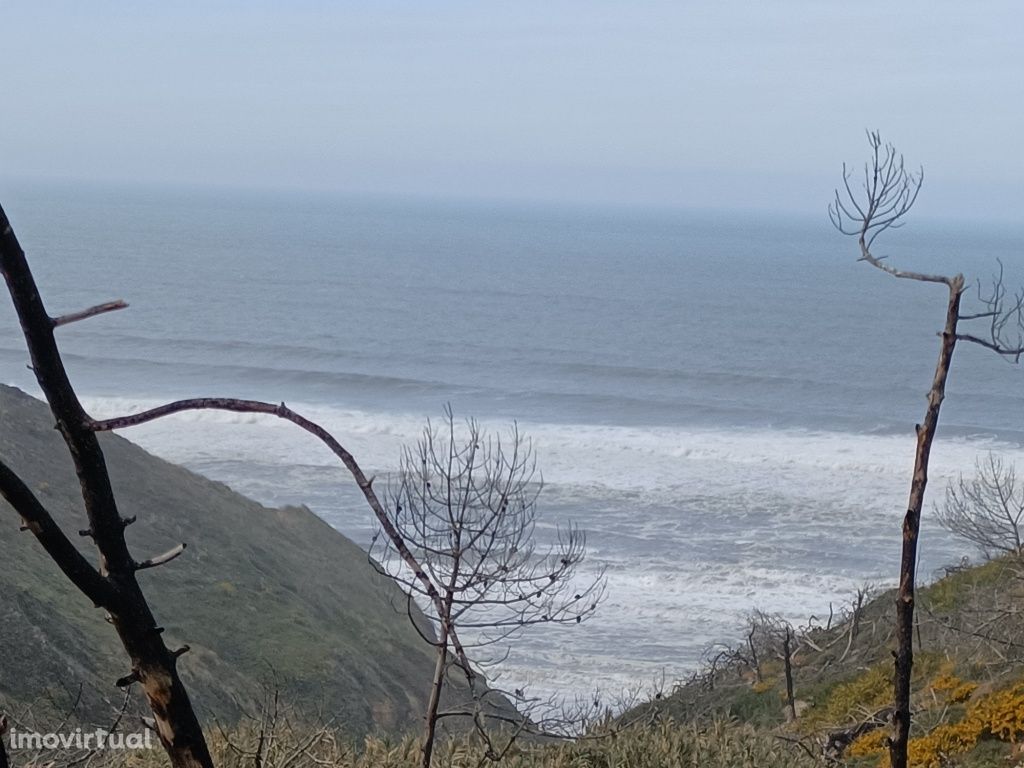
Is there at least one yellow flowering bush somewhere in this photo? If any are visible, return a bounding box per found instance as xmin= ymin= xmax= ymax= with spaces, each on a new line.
xmin=858 ymin=678 xmax=1024 ymax=768
xmin=930 ymin=670 xmax=978 ymax=704
xmin=847 ymin=727 xmax=888 ymax=758
xmin=802 ymin=662 xmax=893 ymax=730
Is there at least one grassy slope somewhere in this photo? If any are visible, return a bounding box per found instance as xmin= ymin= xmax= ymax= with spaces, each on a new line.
xmin=6 ymin=377 xmax=1023 ymax=765
xmin=0 ymin=383 xmax=446 ymax=734
xmin=625 ymin=554 xmax=1024 ymax=767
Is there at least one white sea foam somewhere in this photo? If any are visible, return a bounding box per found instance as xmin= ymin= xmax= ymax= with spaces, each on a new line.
xmin=81 ymin=394 xmax=1023 ymax=499
xmin=77 ymin=394 xmax=1019 ymax=699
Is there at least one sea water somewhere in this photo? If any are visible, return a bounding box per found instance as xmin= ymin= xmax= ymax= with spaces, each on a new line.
xmin=2 ymin=182 xmax=1023 ymax=700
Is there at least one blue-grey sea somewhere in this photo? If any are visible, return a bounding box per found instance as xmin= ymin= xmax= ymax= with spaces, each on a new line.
xmin=3 ymin=182 xmax=1023 ymax=699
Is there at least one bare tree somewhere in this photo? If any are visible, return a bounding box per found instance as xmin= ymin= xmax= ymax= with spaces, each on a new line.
xmin=370 ymin=409 xmax=605 ymax=768
xmin=744 ymin=611 xmax=798 ymax=719
xmin=829 ymin=131 xmax=1024 ymax=768
xmin=939 ymin=452 xmax=1024 ymax=559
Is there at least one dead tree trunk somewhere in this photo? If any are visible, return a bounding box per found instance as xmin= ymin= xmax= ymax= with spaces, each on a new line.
xmin=831 ymin=132 xmax=1024 ymax=768
xmin=782 ymin=626 xmax=796 ymax=722
xmin=0 ymin=204 xmax=213 ymax=768
xmin=891 ymin=280 xmax=962 ymax=764
xmin=0 ymin=714 xmax=10 ymax=768
xmin=747 ymin=625 xmax=762 ymax=683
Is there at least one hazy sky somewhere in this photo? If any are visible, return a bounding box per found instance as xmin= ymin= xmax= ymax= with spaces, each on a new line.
xmin=2 ymin=2 xmax=1022 ymax=220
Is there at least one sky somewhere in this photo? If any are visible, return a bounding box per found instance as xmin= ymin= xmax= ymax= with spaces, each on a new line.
xmin=1 ymin=2 xmax=1022 ymax=221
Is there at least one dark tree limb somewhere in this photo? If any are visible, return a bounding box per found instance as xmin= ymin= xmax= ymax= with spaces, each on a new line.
xmin=954 ymin=332 xmax=1024 ymax=360
xmin=0 ymin=459 xmax=116 ymax=609
xmin=0 ymin=203 xmax=213 ymax=768
xmin=89 ymin=400 xmax=436 ymax=588
xmin=782 ymin=626 xmax=796 ymax=722
xmin=0 ymin=714 xmax=9 ymax=768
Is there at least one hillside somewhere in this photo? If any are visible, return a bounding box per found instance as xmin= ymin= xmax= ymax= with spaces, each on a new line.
xmin=0 ymin=383 xmax=474 ymax=735
xmin=6 ymin=377 xmax=1024 ymax=767
xmin=622 ymin=552 xmax=1024 ymax=767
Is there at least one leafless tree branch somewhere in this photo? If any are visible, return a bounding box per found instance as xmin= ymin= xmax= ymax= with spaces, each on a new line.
xmin=939 ymin=453 xmax=1024 ymax=559
xmin=88 ymin=396 xmax=481 ymax=682
xmin=51 ymin=300 xmax=128 ymax=328
xmin=0 ymin=460 xmax=116 ymax=608
xmin=135 ymin=543 xmax=188 ymax=571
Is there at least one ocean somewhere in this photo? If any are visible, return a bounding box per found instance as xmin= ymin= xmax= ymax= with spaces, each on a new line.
xmin=2 ymin=181 xmax=1023 ymax=701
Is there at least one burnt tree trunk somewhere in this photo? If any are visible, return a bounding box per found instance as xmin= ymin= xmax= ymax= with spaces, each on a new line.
xmin=889 ymin=278 xmax=963 ymax=768
xmin=747 ymin=625 xmax=761 ymax=683
xmin=0 ymin=204 xmax=214 ymax=768
xmin=831 ymin=134 xmax=1024 ymax=768
xmin=0 ymin=715 xmax=10 ymax=768
xmin=782 ymin=626 xmax=796 ymax=722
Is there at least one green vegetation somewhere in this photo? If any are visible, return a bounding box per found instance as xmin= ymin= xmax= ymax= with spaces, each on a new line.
xmin=617 ymin=552 xmax=1024 ymax=768
xmin=6 ymin=380 xmax=1024 ymax=767
xmin=919 ymin=558 xmax=1009 ymax=614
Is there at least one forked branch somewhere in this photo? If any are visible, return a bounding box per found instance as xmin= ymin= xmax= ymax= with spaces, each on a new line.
xmin=830 ymin=132 xmax=1024 ymax=360
xmin=955 ymin=261 xmax=1024 ymax=361
xmin=829 ymin=130 xmax=947 ymax=285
